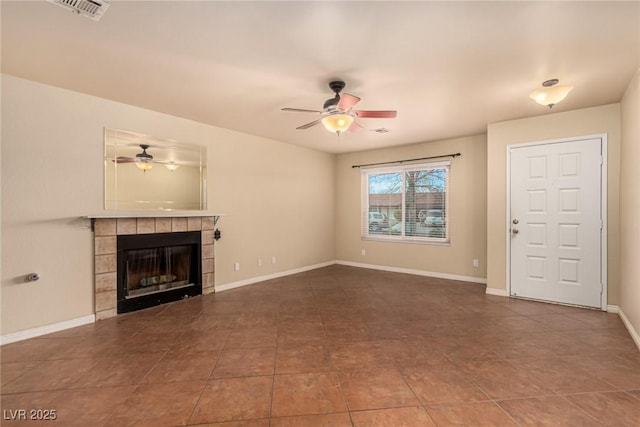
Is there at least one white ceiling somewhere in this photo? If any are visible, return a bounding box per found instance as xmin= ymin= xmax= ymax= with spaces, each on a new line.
xmin=2 ymin=1 xmax=639 ymax=154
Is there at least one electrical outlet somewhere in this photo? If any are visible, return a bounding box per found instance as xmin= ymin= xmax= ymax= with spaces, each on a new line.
xmin=257 ymin=258 xmax=262 ymax=267
xmin=361 ymin=249 xmax=366 ymax=256
xmin=234 ymin=262 xmax=240 ymax=271
xmin=473 ymin=259 xmax=479 ymax=268
xmin=271 ymin=256 xmax=276 ymax=264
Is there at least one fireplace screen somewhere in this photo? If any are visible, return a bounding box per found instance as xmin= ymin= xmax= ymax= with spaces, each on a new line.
xmin=117 ymin=231 xmax=202 ymax=313
xmin=124 ymin=246 xmax=193 ymax=298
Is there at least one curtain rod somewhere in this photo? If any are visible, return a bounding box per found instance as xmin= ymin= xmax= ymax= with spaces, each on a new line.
xmin=351 ymin=152 xmax=461 ymax=169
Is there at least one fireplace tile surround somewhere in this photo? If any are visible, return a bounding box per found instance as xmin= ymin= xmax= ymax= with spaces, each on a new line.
xmin=91 ymin=215 xmax=216 ymax=320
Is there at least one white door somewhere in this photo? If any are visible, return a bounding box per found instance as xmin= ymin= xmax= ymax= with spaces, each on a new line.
xmin=509 ymin=138 xmax=605 ymax=308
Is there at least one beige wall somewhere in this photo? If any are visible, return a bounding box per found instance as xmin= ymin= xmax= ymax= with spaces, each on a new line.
xmin=335 ymin=135 xmax=487 ymax=280
xmin=486 ymin=104 xmax=621 ymax=305
xmin=620 ymin=68 xmax=640 ymax=339
xmin=1 ymin=75 xmax=335 ymax=335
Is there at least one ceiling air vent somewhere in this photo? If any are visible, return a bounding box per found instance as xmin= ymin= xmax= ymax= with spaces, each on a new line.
xmin=370 ymin=128 xmax=391 ymax=134
xmin=47 ymin=0 xmax=110 ymax=22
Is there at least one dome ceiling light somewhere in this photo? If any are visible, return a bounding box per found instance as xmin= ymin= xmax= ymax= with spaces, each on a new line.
xmin=529 ymin=79 xmax=573 ymax=108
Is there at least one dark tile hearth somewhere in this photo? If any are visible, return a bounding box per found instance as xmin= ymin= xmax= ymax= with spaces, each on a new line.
xmin=1 ymin=265 xmax=638 ymax=426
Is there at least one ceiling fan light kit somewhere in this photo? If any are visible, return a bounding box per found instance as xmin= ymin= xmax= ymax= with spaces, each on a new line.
xmin=165 ymin=161 xmax=180 ymax=172
xmin=135 ymin=161 xmax=153 ymax=172
xmin=134 ymin=144 xmax=154 ymax=172
xmin=282 ymin=80 xmax=397 ymax=137
xmin=322 ymin=114 xmax=354 ymax=134
xmin=530 ymin=79 xmax=573 ymax=108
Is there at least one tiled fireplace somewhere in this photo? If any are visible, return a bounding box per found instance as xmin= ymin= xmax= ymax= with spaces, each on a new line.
xmin=91 ymin=216 xmax=216 ymax=320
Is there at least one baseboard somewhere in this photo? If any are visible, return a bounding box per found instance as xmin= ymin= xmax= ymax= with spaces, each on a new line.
xmin=0 ymin=314 xmax=96 ymax=346
xmin=215 ymin=261 xmax=337 ymax=292
xmin=616 ymin=306 xmax=640 ymax=351
xmin=606 ymin=305 xmax=620 ymax=314
xmin=335 ymin=260 xmax=487 ymax=284
xmin=485 ymin=287 xmax=508 ymax=297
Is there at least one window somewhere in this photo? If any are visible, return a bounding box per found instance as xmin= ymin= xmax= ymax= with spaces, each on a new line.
xmin=361 ymin=161 xmax=449 ymax=243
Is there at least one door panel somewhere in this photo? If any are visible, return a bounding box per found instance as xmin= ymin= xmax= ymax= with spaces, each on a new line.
xmin=509 ymin=138 xmax=603 ymax=308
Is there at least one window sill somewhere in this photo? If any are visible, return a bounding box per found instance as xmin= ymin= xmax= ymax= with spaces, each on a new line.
xmin=361 ymin=235 xmax=451 ymax=246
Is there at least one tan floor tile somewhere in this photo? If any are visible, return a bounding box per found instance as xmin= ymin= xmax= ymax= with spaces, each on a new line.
xmin=565 ymin=391 xmax=640 ymax=426
xmin=329 ymin=341 xmax=394 ymax=370
xmin=71 ymin=352 xmax=165 ymax=388
xmin=350 ymin=406 xmax=436 ymax=426
xmin=277 ymin=324 xmax=327 ymax=346
xmin=573 ymin=355 xmax=640 ymax=389
xmin=51 ymin=385 xmax=136 ymax=426
xmin=122 ymin=330 xmax=183 ymax=353
xmin=457 ymin=360 xmax=553 ymax=399
xmin=234 ymin=312 xmax=279 ymax=328
xmin=401 ymin=361 xmax=488 ymax=405
xmin=225 ymin=327 xmax=278 ymax=349
xmin=497 ymin=396 xmax=602 ymax=426
xmin=275 ymin=343 xmax=334 ymax=374
xmin=142 ymin=350 xmax=218 ymax=383
xmin=2 ymin=358 xmax=97 ymax=393
xmin=516 ymin=357 xmax=615 ymax=394
xmin=271 ymin=372 xmax=347 ymax=417
xmin=339 ymin=366 xmax=419 ymax=411
xmin=426 ymin=402 xmax=517 ymax=426
xmin=104 ymin=380 xmax=205 ymax=427
xmin=174 ymin=328 xmax=231 ymax=351
xmin=212 ymin=347 xmax=276 ymax=378
xmin=0 ymin=361 xmax=40 ymax=389
xmin=189 ymin=376 xmax=273 ymax=424
xmin=0 ymin=338 xmax=77 ymax=363
xmin=270 ymin=412 xmax=352 ymax=427
xmin=193 ymin=421 xmax=270 ymax=427
xmin=324 ymin=321 xmax=371 ymax=343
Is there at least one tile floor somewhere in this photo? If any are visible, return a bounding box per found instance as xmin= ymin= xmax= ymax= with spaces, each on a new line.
xmin=1 ymin=265 xmax=639 ymax=426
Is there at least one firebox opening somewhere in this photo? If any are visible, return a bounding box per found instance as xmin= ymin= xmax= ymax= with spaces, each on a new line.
xmin=117 ymin=231 xmax=202 ymax=314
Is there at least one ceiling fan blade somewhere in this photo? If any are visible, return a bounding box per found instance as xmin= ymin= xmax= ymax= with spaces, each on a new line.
xmin=282 ymin=107 xmax=323 ymax=114
xmin=296 ymin=119 xmax=322 ymax=130
xmin=337 ymin=93 xmax=361 ymax=111
xmin=115 ymin=157 xmax=137 ymax=163
xmin=349 ymin=121 xmax=364 ymax=132
xmin=355 ymin=110 xmax=397 ymax=118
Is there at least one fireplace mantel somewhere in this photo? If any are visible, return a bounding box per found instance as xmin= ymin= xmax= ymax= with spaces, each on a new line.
xmin=85 ymin=211 xmax=224 ymax=219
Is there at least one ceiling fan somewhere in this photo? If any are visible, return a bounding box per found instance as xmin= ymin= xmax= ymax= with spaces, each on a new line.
xmin=281 ymin=81 xmax=397 ymax=134
xmin=114 ymin=144 xmax=179 ymax=172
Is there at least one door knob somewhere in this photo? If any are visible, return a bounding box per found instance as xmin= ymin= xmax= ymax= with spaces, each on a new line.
xmin=512 ymin=219 xmax=519 ymax=224
xmin=512 ymin=229 xmax=519 ymax=234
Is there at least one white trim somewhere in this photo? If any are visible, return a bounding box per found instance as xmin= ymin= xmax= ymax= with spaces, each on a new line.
xmin=606 ymin=305 xmax=620 ymax=314
xmin=505 ymin=134 xmax=608 ymax=309
xmin=600 ymin=135 xmax=609 ymax=310
xmin=215 ymin=261 xmax=336 ymax=292
xmin=616 ymin=306 xmax=640 ymax=351
xmin=485 ymin=287 xmax=508 ymax=297
xmin=336 ymin=260 xmax=487 ymax=284
xmin=1 ymin=314 xmax=96 ymax=346
xmin=84 ymin=211 xmax=224 ymax=219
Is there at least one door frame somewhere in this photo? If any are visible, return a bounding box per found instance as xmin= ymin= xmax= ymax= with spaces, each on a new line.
xmin=505 ymin=134 xmax=608 ymax=310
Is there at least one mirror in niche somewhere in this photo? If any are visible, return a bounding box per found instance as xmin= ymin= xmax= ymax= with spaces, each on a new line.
xmin=104 ymin=128 xmax=207 ymax=210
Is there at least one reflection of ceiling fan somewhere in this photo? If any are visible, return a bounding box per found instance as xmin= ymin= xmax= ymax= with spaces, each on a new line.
xmin=114 ymin=144 xmax=180 ymax=172
xmin=281 ymin=80 xmax=397 ymax=134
